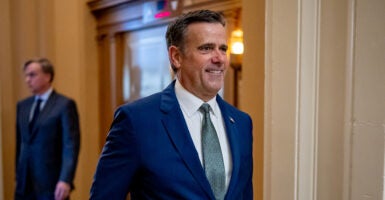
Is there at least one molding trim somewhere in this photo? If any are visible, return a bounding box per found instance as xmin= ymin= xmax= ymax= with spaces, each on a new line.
xmin=343 ymin=0 xmax=356 ymax=199
xmin=294 ymin=0 xmax=320 ymax=199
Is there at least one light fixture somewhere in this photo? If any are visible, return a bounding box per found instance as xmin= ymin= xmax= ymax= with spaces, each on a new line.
xmin=230 ymin=29 xmax=244 ymax=107
xmin=230 ymin=29 xmax=244 ymax=55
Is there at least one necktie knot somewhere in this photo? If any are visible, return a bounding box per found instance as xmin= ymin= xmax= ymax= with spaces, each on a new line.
xmin=36 ymin=98 xmax=42 ymax=105
xmin=199 ymin=103 xmax=211 ymax=114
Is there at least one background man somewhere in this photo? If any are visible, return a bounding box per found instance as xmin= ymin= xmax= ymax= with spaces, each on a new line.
xmin=15 ymin=58 xmax=80 ymax=200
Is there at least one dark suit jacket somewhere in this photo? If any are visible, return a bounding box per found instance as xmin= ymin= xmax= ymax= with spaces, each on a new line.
xmin=15 ymin=91 xmax=80 ymax=196
xmin=90 ymin=81 xmax=253 ymax=200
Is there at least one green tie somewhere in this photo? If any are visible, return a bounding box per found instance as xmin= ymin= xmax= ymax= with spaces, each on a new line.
xmin=199 ymin=103 xmax=226 ymax=200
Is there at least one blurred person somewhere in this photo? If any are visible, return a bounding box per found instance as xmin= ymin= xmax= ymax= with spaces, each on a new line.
xmin=90 ymin=9 xmax=253 ymax=200
xmin=15 ymin=58 xmax=80 ymax=200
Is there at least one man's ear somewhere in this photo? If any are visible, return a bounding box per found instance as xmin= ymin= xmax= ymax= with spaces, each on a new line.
xmin=45 ymin=73 xmax=53 ymax=83
xmin=169 ymin=46 xmax=181 ymax=70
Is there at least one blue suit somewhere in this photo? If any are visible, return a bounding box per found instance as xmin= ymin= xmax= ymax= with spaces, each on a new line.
xmin=90 ymin=81 xmax=253 ymax=200
xmin=15 ymin=91 xmax=80 ymax=199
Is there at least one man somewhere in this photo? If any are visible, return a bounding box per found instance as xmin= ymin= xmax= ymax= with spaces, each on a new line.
xmin=15 ymin=58 xmax=80 ymax=200
xmin=90 ymin=10 xmax=253 ymax=200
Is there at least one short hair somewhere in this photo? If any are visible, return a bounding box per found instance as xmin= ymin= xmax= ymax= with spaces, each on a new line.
xmin=165 ymin=10 xmax=226 ymax=72
xmin=23 ymin=57 xmax=55 ymax=82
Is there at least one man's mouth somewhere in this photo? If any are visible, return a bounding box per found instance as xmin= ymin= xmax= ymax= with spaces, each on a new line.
xmin=205 ymin=69 xmax=223 ymax=74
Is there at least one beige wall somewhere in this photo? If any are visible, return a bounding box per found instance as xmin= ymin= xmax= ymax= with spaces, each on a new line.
xmin=0 ymin=0 xmax=17 ymax=199
xmin=347 ymin=0 xmax=385 ymax=199
xmin=0 ymin=0 xmax=9 ymax=189
xmin=0 ymin=0 xmax=100 ymax=199
xmin=263 ymin=0 xmax=385 ymax=199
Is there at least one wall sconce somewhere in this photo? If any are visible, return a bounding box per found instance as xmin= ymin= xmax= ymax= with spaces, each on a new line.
xmin=230 ymin=29 xmax=244 ymax=107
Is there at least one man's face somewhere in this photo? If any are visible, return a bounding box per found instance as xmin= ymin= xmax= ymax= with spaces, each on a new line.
xmin=24 ymin=62 xmax=51 ymax=95
xmin=174 ymin=22 xmax=228 ymax=101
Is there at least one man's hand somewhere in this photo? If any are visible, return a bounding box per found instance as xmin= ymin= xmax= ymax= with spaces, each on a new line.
xmin=55 ymin=181 xmax=71 ymax=200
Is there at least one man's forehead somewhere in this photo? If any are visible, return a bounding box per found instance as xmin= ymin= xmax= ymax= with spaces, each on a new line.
xmin=26 ymin=62 xmax=41 ymax=69
xmin=25 ymin=63 xmax=42 ymax=73
xmin=185 ymin=24 xmax=226 ymax=39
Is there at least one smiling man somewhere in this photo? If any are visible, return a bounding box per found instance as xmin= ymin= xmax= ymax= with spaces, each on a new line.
xmin=90 ymin=10 xmax=253 ymax=200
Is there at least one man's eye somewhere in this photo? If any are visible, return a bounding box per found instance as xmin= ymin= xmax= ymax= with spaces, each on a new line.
xmin=27 ymin=73 xmax=36 ymax=78
xmin=198 ymin=45 xmax=213 ymax=52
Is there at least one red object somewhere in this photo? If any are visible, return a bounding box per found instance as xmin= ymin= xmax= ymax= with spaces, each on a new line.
xmin=155 ymin=11 xmax=171 ymax=18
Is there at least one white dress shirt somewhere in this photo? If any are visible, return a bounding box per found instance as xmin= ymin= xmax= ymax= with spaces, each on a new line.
xmin=174 ymin=79 xmax=232 ymax=190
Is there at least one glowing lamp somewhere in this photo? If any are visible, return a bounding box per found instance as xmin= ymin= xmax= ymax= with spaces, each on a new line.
xmin=229 ymin=29 xmax=244 ymax=107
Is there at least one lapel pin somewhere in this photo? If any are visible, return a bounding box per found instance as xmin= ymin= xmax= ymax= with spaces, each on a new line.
xmin=229 ymin=117 xmax=235 ymax=123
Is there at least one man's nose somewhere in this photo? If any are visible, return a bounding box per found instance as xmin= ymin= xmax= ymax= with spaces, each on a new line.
xmin=211 ymin=50 xmax=227 ymax=63
xmin=25 ymin=76 xmax=31 ymax=83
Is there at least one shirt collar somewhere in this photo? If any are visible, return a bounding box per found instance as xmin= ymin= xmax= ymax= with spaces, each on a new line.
xmin=175 ymin=79 xmax=218 ymax=117
xmin=35 ymin=87 xmax=53 ymax=101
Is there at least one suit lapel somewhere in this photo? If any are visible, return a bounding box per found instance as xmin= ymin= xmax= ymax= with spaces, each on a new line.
xmin=21 ymin=97 xmax=35 ymax=141
xmin=160 ymin=81 xmax=214 ymax=199
xmin=217 ymin=97 xmax=241 ymax=199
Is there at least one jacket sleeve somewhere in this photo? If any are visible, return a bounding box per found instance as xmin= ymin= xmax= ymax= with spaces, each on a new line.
xmin=90 ymin=107 xmax=140 ymax=199
xmin=59 ymin=99 xmax=81 ymax=188
xmin=15 ymin=103 xmax=21 ymax=174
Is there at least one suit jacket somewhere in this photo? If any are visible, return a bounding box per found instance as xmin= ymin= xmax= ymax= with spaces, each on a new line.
xmin=15 ymin=91 xmax=80 ymax=196
xmin=90 ymin=81 xmax=253 ymax=200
